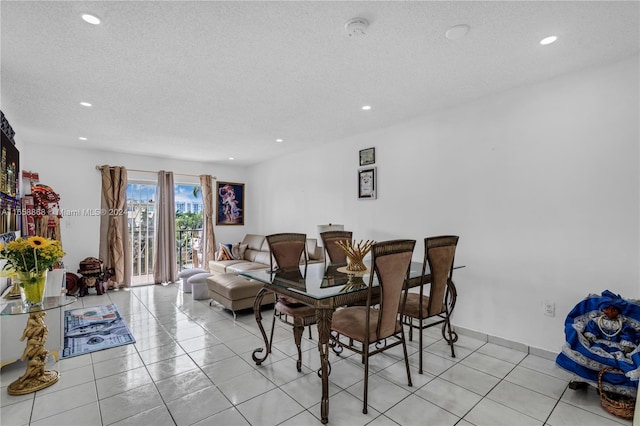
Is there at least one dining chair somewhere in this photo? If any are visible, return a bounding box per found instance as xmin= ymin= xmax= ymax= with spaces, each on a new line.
xmin=266 ymin=233 xmax=316 ymax=372
xmin=320 ymin=230 xmax=353 ymax=264
xmin=330 ymin=239 xmax=416 ymax=414
xmin=401 ymin=235 xmax=459 ymax=374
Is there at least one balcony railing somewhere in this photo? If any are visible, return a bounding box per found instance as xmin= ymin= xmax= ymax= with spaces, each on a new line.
xmin=177 ymin=228 xmax=203 ymax=271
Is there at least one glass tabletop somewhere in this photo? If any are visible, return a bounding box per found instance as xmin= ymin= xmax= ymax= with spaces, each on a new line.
xmin=241 ymin=261 xmax=429 ymax=300
xmin=1 ymin=295 xmax=77 ymax=316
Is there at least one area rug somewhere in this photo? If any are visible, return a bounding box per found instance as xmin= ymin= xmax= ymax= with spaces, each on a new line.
xmin=62 ymin=304 xmax=135 ymax=358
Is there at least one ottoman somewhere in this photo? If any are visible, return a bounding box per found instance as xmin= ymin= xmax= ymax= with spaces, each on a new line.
xmin=188 ymin=272 xmax=211 ymax=300
xmin=178 ymin=268 xmax=208 ymax=293
xmin=207 ymin=273 xmax=275 ymax=318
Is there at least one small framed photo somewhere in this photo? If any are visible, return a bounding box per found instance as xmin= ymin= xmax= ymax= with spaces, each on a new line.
xmin=359 ymin=147 xmax=375 ymax=166
xmin=216 ymin=181 xmax=244 ymax=225
xmin=358 ymin=167 xmax=376 ymax=199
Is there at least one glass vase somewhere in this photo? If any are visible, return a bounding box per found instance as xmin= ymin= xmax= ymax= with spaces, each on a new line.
xmin=17 ymin=270 xmax=48 ymax=308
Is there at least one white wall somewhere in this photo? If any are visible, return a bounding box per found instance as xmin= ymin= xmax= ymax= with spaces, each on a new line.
xmin=248 ymin=55 xmax=640 ymax=353
xmin=20 ymin=146 xmax=250 ymax=272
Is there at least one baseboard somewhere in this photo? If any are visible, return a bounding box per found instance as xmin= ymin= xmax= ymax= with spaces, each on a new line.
xmin=455 ymin=326 xmax=557 ymax=361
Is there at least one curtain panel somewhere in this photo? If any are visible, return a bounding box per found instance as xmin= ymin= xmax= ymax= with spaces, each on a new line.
xmin=153 ymin=171 xmax=178 ymax=284
xmin=199 ymin=174 xmax=216 ymax=271
xmin=98 ymin=165 xmax=131 ymax=288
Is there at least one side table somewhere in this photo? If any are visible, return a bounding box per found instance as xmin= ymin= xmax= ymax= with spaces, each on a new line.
xmin=1 ymin=295 xmax=76 ymax=395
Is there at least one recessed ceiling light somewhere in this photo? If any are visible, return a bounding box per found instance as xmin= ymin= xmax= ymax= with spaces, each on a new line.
xmin=81 ymin=13 xmax=101 ymax=25
xmin=540 ymin=35 xmax=558 ymax=45
xmin=445 ymin=24 xmax=470 ymax=40
xmin=80 ymin=102 xmax=92 ymax=107
xmin=228 ymin=157 xmax=234 ymax=160
xmin=79 ymin=137 xmax=88 ymax=141
xmin=275 ymin=138 xmax=283 ymax=143
xmin=361 ymin=105 xmax=372 ymax=111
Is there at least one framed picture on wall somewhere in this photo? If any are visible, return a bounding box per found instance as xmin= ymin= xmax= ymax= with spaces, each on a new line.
xmin=359 ymin=147 xmax=375 ymax=166
xmin=216 ymin=181 xmax=244 ymax=225
xmin=358 ymin=167 xmax=376 ymax=199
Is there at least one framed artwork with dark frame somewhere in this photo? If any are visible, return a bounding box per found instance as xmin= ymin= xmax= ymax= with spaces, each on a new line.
xmin=216 ymin=181 xmax=244 ymax=225
xmin=359 ymin=147 xmax=375 ymax=166
xmin=358 ymin=167 xmax=376 ymax=199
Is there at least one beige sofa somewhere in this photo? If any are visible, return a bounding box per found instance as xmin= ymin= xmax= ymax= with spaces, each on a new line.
xmin=207 ymin=234 xmax=324 ymax=316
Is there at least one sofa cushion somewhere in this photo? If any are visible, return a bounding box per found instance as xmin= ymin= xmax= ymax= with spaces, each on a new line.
xmin=242 ymin=234 xmax=266 ymax=251
xmin=232 ymin=242 xmax=248 ymax=260
xmin=226 ymin=262 xmax=270 ymax=274
xmin=209 ymin=259 xmax=246 ymax=274
xmin=216 ymin=243 xmax=233 ymax=260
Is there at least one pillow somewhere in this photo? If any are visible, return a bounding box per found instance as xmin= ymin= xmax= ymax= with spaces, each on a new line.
xmin=216 ymin=243 xmax=233 ymax=261
xmin=232 ymin=242 xmax=248 ymax=260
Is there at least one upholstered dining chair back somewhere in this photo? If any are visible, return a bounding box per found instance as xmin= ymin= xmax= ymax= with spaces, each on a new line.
xmin=370 ymin=239 xmax=415 ymax=339
xmin=425 ymin=236 xmax=459 ymax=315
xmin=329 ymin=239 xmax=416 ymax=414
xmin=320 ymin=230 xmax=353 ymax=264
xmin=266 ymin=233 xmax=307 ymax=270
xmin=401 ymin=235 xmax=459 ymax=374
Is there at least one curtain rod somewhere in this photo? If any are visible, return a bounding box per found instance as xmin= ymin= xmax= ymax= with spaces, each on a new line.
xmin=95 ymin=166 xmax=216 ymax=179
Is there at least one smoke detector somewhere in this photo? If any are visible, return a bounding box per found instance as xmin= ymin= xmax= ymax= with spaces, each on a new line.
xmin=344 ymin=18 xmax=369 ymax=37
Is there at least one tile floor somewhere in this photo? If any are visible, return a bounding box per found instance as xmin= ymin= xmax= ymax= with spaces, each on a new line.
xmin=0 ymin=284 xmax=634 ymax=426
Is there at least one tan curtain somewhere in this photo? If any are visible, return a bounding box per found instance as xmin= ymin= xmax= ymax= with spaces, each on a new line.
xmin=199 ymin=174 xmax=216 ymax=271
xmin=98 ymin=165 xmax=131 ymax=288
xmin=153 ymin=171 xmax=178 ymax=284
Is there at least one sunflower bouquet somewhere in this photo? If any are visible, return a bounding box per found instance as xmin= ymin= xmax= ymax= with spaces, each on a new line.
xmin=1 ymin=236 xmax=65 ymax=305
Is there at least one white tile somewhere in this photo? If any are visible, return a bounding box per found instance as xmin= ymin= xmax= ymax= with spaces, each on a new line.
xmin=191 ymin=407 xmax=251 ymax=426
xmin=415 ymin=377 xmax=483 ymax=418
xmin=145 ymin=353 xmax=199 ymax=381
xmin=108 ymin=404 xmax=175 ymax=426
xmin=235 ymin=388 xmax=305 ymax=426
xmin=217 ymin=369 xmax=277 ymax=405
xmin=439 ymin=363 xmax=501 ymax=396
xmin=309 ymin=389 xmax=382 ymax=426
xmin=504 ymin=365 xmax=569 ymax=399
xmin=32 ymin=381 xmax=98 ymax=421
xmin=92 ymin=352 xmax=145 ymax=380
xmin=0 ymin=398 xmax=33 ymax=425
xmin=98 ymin=383 xmax=164 ymax=425
xmin=460 ymin=351 xmax=517 ymax=378
xmin=385 ymin=394 xmax=460 ymax=426
xmin=345 ymin=374 xmax=412 ymax=412
xmin=31 ymin=401 xmax=102 ymax=426
xmin=477 ymin=342 xmax=527 ymax=364
xmin=200 ymin=355 xmax=256 ymax=384
xmin=166 ymin=385 xmax=233 ymax=425
xmin=547 ymin=401 xmax=629 ymax=426
xmin=463 ymin=398 xmax=542 ymax=426
xmin=486 ymin=380 xmax=557 ymax=421
xmin=188 ymin=344 xmax=236 ymax=367
xmin=155 ymin=368 xmax=213 ymax=402
xmin=280 ymin=371 xmax=342 ymax=408
xmin=95 ymin=366 xmax=153 ymax=400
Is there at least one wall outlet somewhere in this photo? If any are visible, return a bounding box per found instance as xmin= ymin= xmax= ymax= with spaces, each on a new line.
xmin=543 ymin=301 xmax=555 ymax=317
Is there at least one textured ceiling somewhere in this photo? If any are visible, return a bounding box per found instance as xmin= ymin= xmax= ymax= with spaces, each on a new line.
xmin=1 ymin=1 xmax=638 ymax=165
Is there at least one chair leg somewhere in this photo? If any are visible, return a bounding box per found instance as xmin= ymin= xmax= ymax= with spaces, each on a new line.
xmin=293 ymin=321 xmax=304 ymax=372
xmin=269 ymin=311 xmax=277 ymax=353
xmin=401 ymin=333 xmax=413 ymax=388
xmin=418 ymin=317 xmax=424 ymax=374
xmin=362 ymin=344 xmax=369 ymax=414
xmin=442 ymin=316 xmax=458 ymax=358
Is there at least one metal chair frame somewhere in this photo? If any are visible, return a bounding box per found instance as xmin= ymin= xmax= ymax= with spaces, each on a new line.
xmin=266 ymin=233 xmax=315 ymax=372
xmin=329 ymin=239 xmax=416 ymax=414
xmin=402 ymin=235 xmax=459 ymax=374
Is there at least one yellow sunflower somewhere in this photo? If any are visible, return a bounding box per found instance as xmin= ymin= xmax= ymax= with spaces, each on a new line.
xmin=27 ymin=236 xmax=51 ymax=249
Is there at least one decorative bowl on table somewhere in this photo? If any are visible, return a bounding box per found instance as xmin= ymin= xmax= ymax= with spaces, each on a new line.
xmin=335 ymin=240 xmax=375 ymax=273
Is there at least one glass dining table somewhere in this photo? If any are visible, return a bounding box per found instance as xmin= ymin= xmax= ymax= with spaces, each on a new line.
xmin=242 ymin=261 xmax=462 ymax=424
